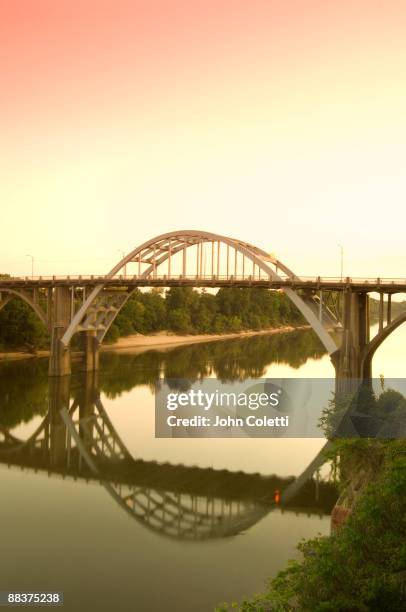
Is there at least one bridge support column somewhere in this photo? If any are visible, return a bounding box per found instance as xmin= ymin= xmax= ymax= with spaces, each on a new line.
xmin=49 ymin=287 xmax=71 ymax=376
xmin=332 ymin=291 xmax=371 ymax=395
xmin=80 ymin=331 xmax=100 ymax=372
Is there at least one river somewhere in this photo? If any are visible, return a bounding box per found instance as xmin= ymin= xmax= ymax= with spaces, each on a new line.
xmin=0 ymin=323 xmax=403 ymax=611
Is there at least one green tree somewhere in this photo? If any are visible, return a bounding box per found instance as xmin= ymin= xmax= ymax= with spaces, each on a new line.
xmin=0 ymin=298 xmax=48 ymax=350
xmin=167 ymin=308 xmax=193 ymax=333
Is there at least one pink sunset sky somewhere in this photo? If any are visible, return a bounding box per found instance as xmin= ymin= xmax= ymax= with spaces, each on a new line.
xmin=1 ymin=1 xmax=406 ymax=277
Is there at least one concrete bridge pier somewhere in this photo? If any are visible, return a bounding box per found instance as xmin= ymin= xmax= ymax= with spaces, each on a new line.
xmin=80 ymin=330 xmax=100 ymax=372
xmin=48 ymin=287 xmax=71 ymax=377
xmin=332 ymin=291 xmax=371 ymax=396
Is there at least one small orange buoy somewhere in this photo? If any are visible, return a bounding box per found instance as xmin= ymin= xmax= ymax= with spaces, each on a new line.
xmin=274 ymin=489 xmax=281 ymax=504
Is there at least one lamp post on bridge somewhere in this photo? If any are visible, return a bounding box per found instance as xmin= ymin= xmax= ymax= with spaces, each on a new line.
xmin=117 ymin=250 xmax=127 ymax=277
xmin=25 ymin=254 xmax=34 ymax=278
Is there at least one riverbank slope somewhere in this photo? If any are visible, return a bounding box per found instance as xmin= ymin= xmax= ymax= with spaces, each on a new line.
xmin=0 ymin=325 xmax=310 ymax=362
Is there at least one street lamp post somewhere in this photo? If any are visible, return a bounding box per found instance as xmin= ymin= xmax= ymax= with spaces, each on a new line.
xmin=26 ymin=254 xmax=34 ymax=278
xmin=337 ymin=244 xmax=344 ymax=281
xmin=118 ymin=250 xmax=127 ymax=277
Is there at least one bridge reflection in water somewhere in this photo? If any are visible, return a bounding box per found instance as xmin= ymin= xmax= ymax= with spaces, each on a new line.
xmin=0 ymin=374 xmax=337 ymax=541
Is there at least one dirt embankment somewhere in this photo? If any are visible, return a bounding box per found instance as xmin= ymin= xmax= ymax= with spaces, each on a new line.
xmin=101 ymin=325 xmax=309 ymax=354
xmin=0 ymin=325 xmax=310 ymax=362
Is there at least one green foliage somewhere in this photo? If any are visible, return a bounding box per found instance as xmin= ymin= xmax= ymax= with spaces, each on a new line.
xmin=104 ymin=323 xmax=120 ymax=343
xmin=0 ymin=359 xmax=49 ymax=428
xmin=103 ymin=289 xmax=167 ymax=342
xmin=0 ymin=287 xmax=306 ymax=349
xmin=102 ymin=287 xmax=305 ymax=342
xmin=0 ymin=297 xmax=48 ymax=350
xmin=99 ymin=330 xmax=325 ymax=398
xmin=167 ymin=308 xmax=193 ymax=333
xmin=141 ymin=289 xmax=167 ymax=331
xmin=320 ymin=383 xmax=406 ymax=441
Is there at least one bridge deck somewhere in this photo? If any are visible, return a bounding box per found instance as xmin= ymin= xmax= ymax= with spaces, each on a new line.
xmin=1 ymin=275 xmax=406 ymax=292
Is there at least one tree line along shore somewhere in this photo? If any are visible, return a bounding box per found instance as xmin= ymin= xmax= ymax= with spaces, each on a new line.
xmin=0 ymin=286 xmax=404 ymax=354
xmin=0 ymin=286 xmax=305 ymax=352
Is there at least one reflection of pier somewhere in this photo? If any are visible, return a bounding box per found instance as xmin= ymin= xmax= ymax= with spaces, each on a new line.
xmin=0 ymin=375 xmax=337 ymax=540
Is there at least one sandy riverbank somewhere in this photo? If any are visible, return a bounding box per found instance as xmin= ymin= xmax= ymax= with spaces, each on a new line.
xmin=0 ymin=325 xmax=309 ymax=362
xmin=0 ymin=350 xmax=50 ymax=362
xmin=101 ymin=325 xmax=309 ymax=354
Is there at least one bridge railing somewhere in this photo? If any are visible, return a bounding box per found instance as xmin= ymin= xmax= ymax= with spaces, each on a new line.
xmin=1 ymin=275 xmax=406 ymax=286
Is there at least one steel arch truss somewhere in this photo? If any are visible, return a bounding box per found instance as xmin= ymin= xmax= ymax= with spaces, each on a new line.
xmin=362 ymin=310 xmax=406 ymax=372
xmin=73 ymin=290 xmax=131 ymax=342
xmin=61 ymin=230 xmax=339 ymax=353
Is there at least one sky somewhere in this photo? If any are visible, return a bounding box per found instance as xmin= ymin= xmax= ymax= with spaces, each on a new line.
xmin=1 ymin=1 xmax=406 ymax=278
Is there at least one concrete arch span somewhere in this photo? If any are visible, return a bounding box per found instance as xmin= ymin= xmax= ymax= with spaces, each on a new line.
xmin=60 ymin=230 xmax=339 ymax=354
xmin=0 ymin=288 xmax=48 ymax=328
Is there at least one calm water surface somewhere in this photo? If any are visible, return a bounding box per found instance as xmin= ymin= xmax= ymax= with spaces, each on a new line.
xmin=0 ymin=323 xmax=403 ymax=611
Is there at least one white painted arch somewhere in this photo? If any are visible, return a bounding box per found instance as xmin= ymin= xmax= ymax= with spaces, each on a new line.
xmin=61 ymin=230 xmax=338 ymax=353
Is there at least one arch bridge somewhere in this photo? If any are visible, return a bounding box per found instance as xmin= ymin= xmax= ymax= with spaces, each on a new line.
xmin=1 ymin=230 xmax=405 ymax=388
